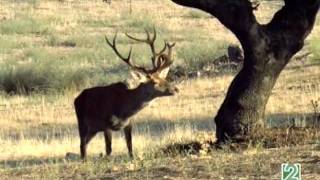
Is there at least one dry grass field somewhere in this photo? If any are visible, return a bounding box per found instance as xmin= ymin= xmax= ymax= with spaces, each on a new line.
xmin=0 ymin=0 xmax=319 ymax=179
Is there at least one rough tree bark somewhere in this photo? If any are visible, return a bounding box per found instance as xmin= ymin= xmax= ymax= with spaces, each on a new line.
xmin=171 ymin=0 xmax=320 ymax=143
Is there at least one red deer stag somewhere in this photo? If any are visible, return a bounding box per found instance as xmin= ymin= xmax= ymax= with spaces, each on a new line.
xmin=74 ymin=28 xmax=178 ymax=159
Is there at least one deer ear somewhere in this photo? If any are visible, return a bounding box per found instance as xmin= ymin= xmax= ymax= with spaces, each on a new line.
xmin=130 ymin=70 xmax=148 ymax=82
xmin=158 ymin=67 xmax=170 ymax=79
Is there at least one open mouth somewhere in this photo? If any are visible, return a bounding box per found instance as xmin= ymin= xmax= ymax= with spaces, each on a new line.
xmin=174 ymin=87 xmax=179 ymax=93
xmin=170 ymin=87 xmax=179 ymax=95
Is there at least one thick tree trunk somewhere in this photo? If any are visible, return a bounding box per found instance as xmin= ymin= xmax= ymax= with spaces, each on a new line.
xmin=215 ymin=61 xmax=280 ymax=142
xmin=172 ymin=0 xmax=320 ymax=143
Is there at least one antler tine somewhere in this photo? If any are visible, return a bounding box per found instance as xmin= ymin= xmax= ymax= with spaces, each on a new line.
xmin=126 ymin=28 xmax=164 ymax=69
xmin=125 ymin=31 xmax=149 ymax=43
xmin=154 ymin=41 xmax=176 ymax=73
xmin=167 ymin=42 xmax=176 ymax=57
xmin=148 ymin=27 xmax=158 ymax=68
xmin=121 ymin=28 xmax=174 ymax=74
xmin=151 ymin=26 xmax=157 ymax=42
xmin=154 ymin=41 xmax=169 ymax=68
xmin=105 ymin=33 xmax=131 ymax=63
xmin=105 ymin=33 xmax=149 ymax=74
xmin=157 ymin=40 xmax=168 ymax=55
xmin=155 ymin=56 xmax=173 ymax=73
xmin=167 ymin=42 xmax=176 ymax=48
xmin=143 ymin=26 xmax=157 ymax=43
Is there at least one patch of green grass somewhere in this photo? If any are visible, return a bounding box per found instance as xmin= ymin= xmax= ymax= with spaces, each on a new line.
xmin=120 ymin=13 xmax=167 ymax=33
xmin=20 ymin=0 xmax=40 ymax=6
xmin=123 ymin=14 xmax=154 ymax=30
xmin=0 ymin=57 xmax=129 ymax=95
xmin=309 ymin=38 xmax=320 ymax=61
xmin=0 ymin=35 xmax=28 ymax=53
xmin=67 ymin=48 xmax=109 ymax=64
xmin=0 ymin=61 xmax=61 ymax=94
xmin=0 ymin=16 xmax=52 ymax=35
xmin=47 ymin=35 xmax=77 ymax=48
xmin=21 ymin=46 xmax=108 ymax=64
xmin=177 ymin=40 xmax=228 ymax=70
xmin=59 ymin=35 xmax=104 ymax=48
xmin=186 ymin=10 xmax=210 ymax=19
xmin=23 ymin=48 xmax=54 ymax=62
xmin=0 ymin=23 xmax=229 ymax=95
xmin=0 ymin=61 xmax=82 ymax=94
xmin=81 ymin=17 xmax=116 ymax=28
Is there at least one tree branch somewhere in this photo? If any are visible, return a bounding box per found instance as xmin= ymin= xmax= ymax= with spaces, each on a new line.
xmin=268 ymin=0 xmax=320 ymax=37
xmin=266 ymin=0 xmax=320 ymax=60
xmin=171 ymin=0 xmax=258 ymax=42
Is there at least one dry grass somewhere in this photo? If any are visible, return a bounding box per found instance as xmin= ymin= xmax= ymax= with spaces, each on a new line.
xmin=0 ymin=0 xmax=319 ymax=179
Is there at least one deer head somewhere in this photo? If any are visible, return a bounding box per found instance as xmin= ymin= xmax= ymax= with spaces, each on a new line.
xmin=105 ymin=28 xmax=179 ymax=96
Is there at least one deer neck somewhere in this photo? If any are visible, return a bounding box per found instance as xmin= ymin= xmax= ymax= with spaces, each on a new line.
xmin=129 ymin=83 xmax=157 ymax=106
xmin=117 ymin=83 xmax=156 ymax=119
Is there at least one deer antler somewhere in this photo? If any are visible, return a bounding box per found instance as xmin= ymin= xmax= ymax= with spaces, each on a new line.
xmin=105 ymin=33 xmax=150 ymax=74
xmin=106 ymin=28 xmax=176 ymax=75
xmin=125 ymin=27 xmax=167 ymax=68
xmin=155 ymin=42 xmax=176 ymax=73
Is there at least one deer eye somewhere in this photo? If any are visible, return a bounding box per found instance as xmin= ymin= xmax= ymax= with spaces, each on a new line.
xmin=154 ymin=83 xmax=165 ymax=90
xmin=146 ymin=74 xmax=151 ymax=79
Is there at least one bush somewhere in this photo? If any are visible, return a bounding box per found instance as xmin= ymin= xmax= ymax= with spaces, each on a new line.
xmin=0 ymin=62 xmax=56 ymax=94
xmin=0 ymin=61 xmax=87 ymax=94
xmin=0 ymin=58 xmax=130 ymax=95
xmin=177 ymin=40 xmax=228 ymax=71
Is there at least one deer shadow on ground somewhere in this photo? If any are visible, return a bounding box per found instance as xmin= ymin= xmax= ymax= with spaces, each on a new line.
xmin=0 ymin=155 xmax=77 ymax=169
xmin=1 ymin=112 xmax=319 ymax=169
xmin=4 ymin=112 xmax=315 ymax=141
xmin=1 ymin=116 xmax=216 ymax=142
xmin=0 ymin=117 xmax=215 ymax=169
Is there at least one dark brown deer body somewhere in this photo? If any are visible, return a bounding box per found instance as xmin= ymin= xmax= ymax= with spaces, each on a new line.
xmin=74 ymin=28 xmax=177 ymax=159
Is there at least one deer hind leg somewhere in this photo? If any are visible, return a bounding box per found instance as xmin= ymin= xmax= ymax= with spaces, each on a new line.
xmin=78 ymin=122 xmax=87 ymax=159
xmin=80 ymin=128 xmax=97 ymax=160
xmin=104 ymin=129 xmax=112 ymax=156
xmin=124 ymin=123 xmax=133 ymax=158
